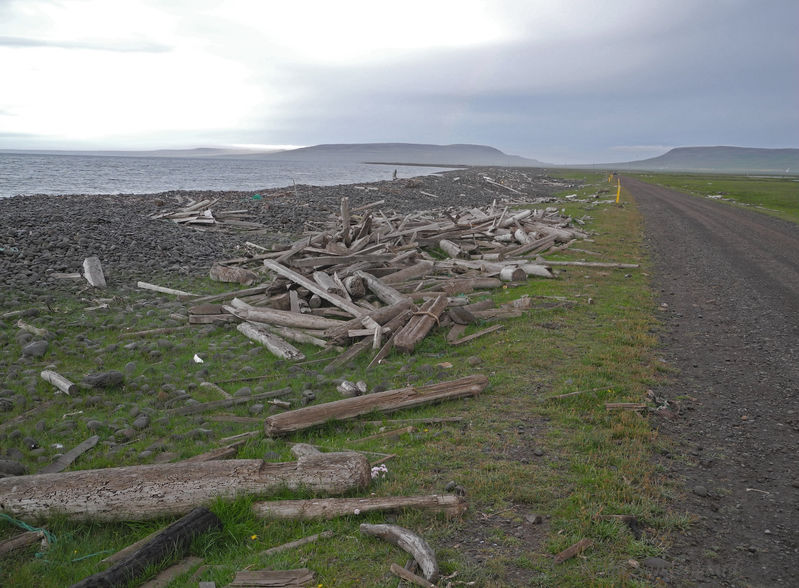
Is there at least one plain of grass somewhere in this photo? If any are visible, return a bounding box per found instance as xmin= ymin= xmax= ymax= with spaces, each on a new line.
xmin=0 ymin=173 xmax=682 ymax=586
xmin=630 ymin=172 xmax=799 ymax=224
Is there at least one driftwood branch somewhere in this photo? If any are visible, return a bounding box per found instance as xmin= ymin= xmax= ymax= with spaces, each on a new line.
xmin=360 ymin=523 xmax=438 ymax=582
xmin=253 ymin=494 xmax=466 ymax=520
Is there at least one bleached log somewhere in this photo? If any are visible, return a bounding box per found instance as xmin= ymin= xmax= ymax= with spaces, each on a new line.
xmin=40 ymin=370 xmax=76 ymax=395
xmin=324 ymin=299 xmax=413 ymax=345
xmin=237 ymin=322 xmax=305 ymax=361
xmin=361 ymin=523 xmax=438 ymax=582
xmin=82 ymin=256 xmax=106 ymax=287
xmin=390 ymin=563 xmax=435 ymax=588
xmin=380 ymin=261 xmax=434 ymax=285
xmin=264 ymin=260 xmax=365 ymax=317
xmin=253 ymin=494 xmax=466 ymax=520
xmin=0 ymin=531 xmax=46 ymax=556
xmin=38 ymin=434 xmax=99 ymax=474
xmin=497 ymin=209 xmax=532 ymax=228
xmin=499 ymin=266 xmax=527 ymax=282
xmin=137 ymin=281 xmax=196 ymax=297
xmin=264 ymin=374 xmax=487 ymax=436
xmin=438 ymin=239 xmax=467 ymax=259
xmin=520 ymin=264 xmax=554 ymax=278
xmin=209 ymin=263 xmax=257 ymax=286
xmin=0 ymin=445 xmax=370 ymax=521
xmin=312 ymin=271 xmax=346 ymax=297
xmin=267 ymin=324 xmax=327 ymax=348
xmin=513 ymin=229 xmax=533 ymax=245
xmin=16 ymin=319 xmax=49 ymax=337
xmin=354 ymin=270 xmax=409 ymax=306
xmin=188 ymin=283 xmax=271 ymax=305
xmin=260 ymin=530 xmax=334 ymax=556
xmin=340 ymin=196 xmax=351 ymax=245
xmin=226 ymin=300 xmax=344 ymax=330
xmin=393 ymin=295 xmax=448 ymax=354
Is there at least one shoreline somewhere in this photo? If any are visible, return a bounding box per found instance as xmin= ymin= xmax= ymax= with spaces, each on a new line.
xmin=0 ymin=167 xmax=576 ymax=307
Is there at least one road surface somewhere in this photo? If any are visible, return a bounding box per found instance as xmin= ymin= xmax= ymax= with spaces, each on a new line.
xmin=627 ymin=176 xmax=799 ymax=586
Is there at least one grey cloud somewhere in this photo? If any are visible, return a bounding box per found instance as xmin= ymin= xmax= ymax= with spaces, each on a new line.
xmin=0 ymin=35 xmax=171 ymax=53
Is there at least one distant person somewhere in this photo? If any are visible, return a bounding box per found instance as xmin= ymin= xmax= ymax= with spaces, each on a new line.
xmin=392 ymin=169 xmax=397 ymax=181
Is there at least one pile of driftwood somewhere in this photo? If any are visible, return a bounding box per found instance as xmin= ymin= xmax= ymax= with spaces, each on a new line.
xmin=150 ymin=195 xmax=267 ymax=231
xmin=186 ymin=197 xmax=589 ymax=369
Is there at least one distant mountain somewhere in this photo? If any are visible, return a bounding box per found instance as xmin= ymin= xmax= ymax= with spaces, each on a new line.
xmin=249 ymin=143 xmax=544 ymax=167
xmin=611 ymin=146 xmax=799 ymax=174
xmin=0 ymin=147 xmax=283 ymax=158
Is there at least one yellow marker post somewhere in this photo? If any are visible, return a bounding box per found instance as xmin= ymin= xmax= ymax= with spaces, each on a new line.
xmin=615 ymin=179 xmax=621 ymax=204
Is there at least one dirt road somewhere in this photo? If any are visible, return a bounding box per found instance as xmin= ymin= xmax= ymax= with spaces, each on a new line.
xmin=626 ymin=177 xmax=799 ymax=586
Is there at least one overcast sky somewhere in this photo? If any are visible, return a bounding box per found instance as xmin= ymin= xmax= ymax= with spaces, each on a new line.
xmin=1 ymin=0 xmax=796 ymax=164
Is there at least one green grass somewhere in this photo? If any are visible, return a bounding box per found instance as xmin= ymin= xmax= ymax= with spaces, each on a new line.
xmin=0 ymin=178 xmax=681 ymax=586
xmin=631 ymin=172 xmax=799 ymax=223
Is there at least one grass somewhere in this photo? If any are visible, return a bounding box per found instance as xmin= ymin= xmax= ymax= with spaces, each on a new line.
xmin=630 ymin=172 xmax=799 ymax=224
xmin=0 ymin=174 xmax=681 ymax=586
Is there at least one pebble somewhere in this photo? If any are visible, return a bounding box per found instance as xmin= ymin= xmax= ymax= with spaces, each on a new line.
xmin=83 ymin=370 xmax=124 ymax=389
xmin=132 ymin=414 xmax=150 ymax=430
xmin=249 ymin=403 xmax=264 ymax=415
xmin=693 ymin=485 xmax=709 ymax=497
xmin=0 ymin=459 xmax=27 ymax=476
xmin=234 ymin=387 xmax=252 ymax=397
xmin=642 ymin=556 xmax=670 ymax=570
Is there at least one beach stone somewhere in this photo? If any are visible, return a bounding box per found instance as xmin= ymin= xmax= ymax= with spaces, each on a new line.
xmin=248 ymin=403 xmax=264 ymax=415
xmin=124 ymin=361 xmax=137 ymax=374
xmin=0 ymin=398 xmax=14 ymax=412
xmin=22 ymin=339 xmax=48 ymax=357
xmin=86 ymin=419 xmax=105 ymax=431
xmin=0 ymin=459 xmax=27 ymax=476
xmin=642 ymin=557 xmax=670 ymax=570
xmin=234 ymin=387 xmax=251 ymax=397
xmin=132 ymin=414 xmax=150 ymax=430
xmin=6 ymin=447 xmax=25 ymax=461
xmin=22 ymin=436 xmax=39 ymax=450
xmin=83 ymin=370 xmax=124 ymax=389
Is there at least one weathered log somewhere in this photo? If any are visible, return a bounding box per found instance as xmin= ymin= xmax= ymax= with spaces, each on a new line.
xmin=0 ymin=531 xmax=46 ymax=556
xmin=82 ymin=256 xmax=106 ymax=288
xmin=264 ymin=375 xmax=487 ymax=436
xmin=499 ymin=266 xmax=527 ymax=282
xmin=138 ymin=556 xmax=203 ymax=588
xmin=380 ymin=261 xmax=434 ymax=285
xmin=120 ymin=325 xmax=191 ymax=338
xmin=361 ymin=523 xmax=438 ymax=582
xmin=237 ymin=322 xmax=305 ymax=361
xmin=253 ymin=494 xmax=466 ymax=520
xmin=393 ymin=295 xmax=448 ymax=354
xmin=389 ymin=562 xmax=435 ymax=588
xmin=553 ymin=537 xmax=593 ymax=564
xmin=541 ymin=260 xmax=639 ymax=268
xmin=520 ymin=263 xmax=554 ymax=278
xmin=342 ymin=274 xmax=366 ymax=298
xmin=0 ymin=445 xmax=370 ymax=521
xmin=229 ymin=568 xmax=314 ymax=587
xmin=264 ymin=260 xmax=364 ymax=317
xmin=266 ymin=324 xmax=326 ymax=348
xmin=322 ymin=336 xmax=373 ymax=374
xmin=209 ymin=263 xmax=257 ymax=286
xmin=38 ymin=434 xmax=99 ymax=474
xmin=40 ymin=370 xmax=76 ymax=395
xmin=16 ymin=319 xmax=49 ymax=337
xmin=438 ymin=239 xmax=467 ymax=259
xmin=226 ymin=300 xmax=344 ymax=330
xmin=312 ymin=270 xmax=346 ymax=298
xmin=187 ymin=284 xmax=271 ymax=305
xmin=450 ymin=324 xmax=504 ymax=346
xmin=354 ymin=270 xmax=409 ymax=306
xmin=189 ymin=314 xmax=237 ymax=324
xmin=324 ymin=299 xmax=413 ymax=345
xmin=165 ymin=387 xmax=291 ymax=416
xmin=136 ymin=281 xmax=196 ymax=297
xmin=69 ymin=508 xmax=219 ymax=587
xmin=199 ymin=381 xmax=232 ymax=399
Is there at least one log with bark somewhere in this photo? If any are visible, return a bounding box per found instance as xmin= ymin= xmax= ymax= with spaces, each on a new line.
xmin=69 ymin=507 xmax=219 ymax=588
xmin=264 ymin=375 xmax=487 ymax=436
xmin=252 ymin=494 xmax=466 ymax=520
xmin=0 ymin=445 xmax=370 ymax=521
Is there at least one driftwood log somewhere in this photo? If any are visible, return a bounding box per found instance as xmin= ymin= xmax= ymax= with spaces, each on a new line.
xmin=228 ymin=568 xmax=315 ymax=587
xmin=0 ymin=445 xmax=370 ymax=521
xmin=264 ymin=375 xmax=487 ymax=436
xmin=40 ymin=370 xmax=77 ymax=395
xmin=360 ymin=523 xmax=438 ymax=582
xmin=252 ymin=494 xmax=466 ymax=520
xmin=237 ymin=322 xmax=306 ymax=361
xmin=393 ymin=295 xmax=448 ymax=353
xmin=82 ymin=256 xmax=106 ymax=288
xmin=70 ymin=507 xmax=220 ymax=588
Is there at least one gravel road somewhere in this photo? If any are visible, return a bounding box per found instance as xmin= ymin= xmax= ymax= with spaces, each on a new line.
xmin=628 ymin=176 xmax=799 ymax=586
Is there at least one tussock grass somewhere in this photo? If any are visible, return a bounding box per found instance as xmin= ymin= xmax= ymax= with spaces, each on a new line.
xmin=0 ymin=173 xmax=681 ymax=586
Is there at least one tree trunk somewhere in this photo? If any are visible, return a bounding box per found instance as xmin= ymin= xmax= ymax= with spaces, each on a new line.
xmin=264 ymin=375 xmax=487 ymax=436
xmin=380 ymin=261 xmax=434 ymax=285
xmin=253 ymin=494 xmax=466 ymax=520
xmin=0 ymin=445 xmax=370 ymax=521
xmin=226 ymin=300 xmax=344 ymax=330
xmin=360 ymin=523 xmax=438 ymax=582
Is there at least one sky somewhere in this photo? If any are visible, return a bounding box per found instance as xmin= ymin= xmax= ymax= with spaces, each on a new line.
xmin=0 ymin=0 xmax=797 ymax=164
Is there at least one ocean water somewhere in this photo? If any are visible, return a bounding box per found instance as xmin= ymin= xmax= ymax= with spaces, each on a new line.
xmin=0 ymin=153 xmax=454 ymax=199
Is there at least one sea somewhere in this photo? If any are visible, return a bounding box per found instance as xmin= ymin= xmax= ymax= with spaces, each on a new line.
xmin=0 ymin=152 xmax=455 ymax=199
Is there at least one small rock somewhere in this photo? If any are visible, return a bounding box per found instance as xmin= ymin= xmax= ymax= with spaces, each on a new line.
xmin=0 ymin=459 xmax=27 ymax=476
xmin=115 ymin=428 xmax=136 ymax=441
xmin=249 ymin=403 xmax=264 ymax=415
xmin=189 ymin=427 xmax=213 ymax=439
xmin=466 ymin=356 xmax=483 ymax=366
xmin=642 ymin=556 xmax=670 ymax=570
xmin=132 ymin=414 xmax=150 ymax=430
xmin=22 ymin=436 xmax=39 ymax=450
xmin=124 ymin=361 xmax=137 ymax=374
xmin=533 ymin=448 xmax=545 ymax=457
xmin=445 ymin=480 xmax=457 ymax=492
xmin=86 ymin=419 xmax=105 ymax=431
xmin=693 ymin=485 xmax=709 ymax=497
xmin=83 ymin=370 xmax=124 ymax=389
xmin=22 ymin=340 xmax=49 ymax=358
xmin=525 ymin=514 xmax=543 ymax=524
xmin=233 ymin=387 xmax=251 ymax=397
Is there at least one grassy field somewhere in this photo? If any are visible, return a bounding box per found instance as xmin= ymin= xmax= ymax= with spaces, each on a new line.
xmin=0 ymin=174 xmax=682 ymax=586
xmin=630 ymin=172 xmax=799 ymax=224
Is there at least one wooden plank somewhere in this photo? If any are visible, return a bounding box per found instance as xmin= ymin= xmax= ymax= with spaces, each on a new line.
xmin=38 ymin=435 xmax=99 ymax=474
xmin=253 ymin=495 xmax=465 ymax=520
